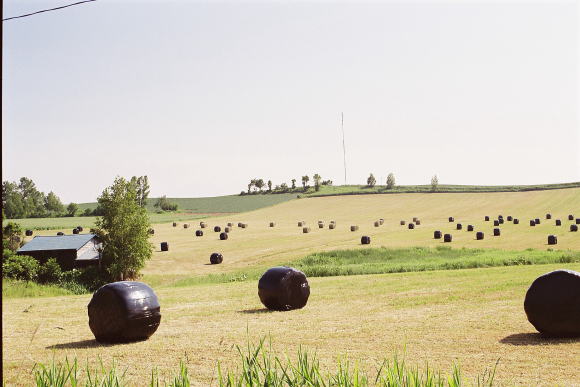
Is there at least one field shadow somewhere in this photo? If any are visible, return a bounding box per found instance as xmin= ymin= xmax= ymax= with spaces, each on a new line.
xmin=499 ymin=333 xmax=580 ymax=346
xmin=238 ymin=308 xmax=274 ymax=314
xmin=46 ymin=338 xmax=142 ymax=349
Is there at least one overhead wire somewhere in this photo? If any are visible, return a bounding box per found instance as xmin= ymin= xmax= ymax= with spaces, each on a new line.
xmin=3 ymin=0 xmax=97 ymax=22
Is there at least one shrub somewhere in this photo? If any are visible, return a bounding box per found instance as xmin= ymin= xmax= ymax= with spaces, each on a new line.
xmin=37 ymin=258 xmax=62 ymax=284
xmin=2 ymin=254 xmax=39 ymax=281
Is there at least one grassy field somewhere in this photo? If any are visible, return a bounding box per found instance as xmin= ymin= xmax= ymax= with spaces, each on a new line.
xmin=3 ymin=264 xmax=580 ymax=386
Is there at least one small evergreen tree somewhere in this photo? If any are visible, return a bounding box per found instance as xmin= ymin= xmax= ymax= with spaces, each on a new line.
xmin=367 ymin=173 xmax=376 ymax=187
xmin=291 ymin=179 xmax=296 ymax=189
xmin=386 ymin=173 xmax=396 ymax=189
xmin=431 ymin=175 xmax=439 ymax=192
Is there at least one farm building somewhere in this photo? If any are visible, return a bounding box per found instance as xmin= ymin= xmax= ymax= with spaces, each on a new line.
xmin=17 ymin=234 xmax=102 ymax=270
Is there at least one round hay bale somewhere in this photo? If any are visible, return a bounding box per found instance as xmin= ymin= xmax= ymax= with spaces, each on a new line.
xmin=219 ymin=232 xmax=228 ymax=240
xmin=400 ymin=220 xmax=406 ymax=225
xmin=499 ymin=218 xmax=504 ymax=224
xmin=513 ymin=219 xmax=520 ymax=225
xmin=524 ymin=270 xmax=580 ymax=337
xmin=225 ymin=227 xmax=231 ymax=233
xmin=361 ymin=236 xmax=371 ymax=245
xmin=183 ymin=224 xmax=189 ymax=229
xmin=25 ymin=229 xmax=33 ymax=236
xmin=444 ymin=234 xmax=452 ymax=242
xmin=548 ymin=235 xmax=557 ymax=245
xmin=227 ymin=222 xmax=233 ymax=227
xmin=415 ymin=220 xmax=421 ymax=225
xmin=195 ymin=230 xmax=203 ymax=237
xmin=448 ymin=217 xmax=454 ymax=222
xmin=408 ymin=223 xmax=415 ymax=230
xmin=507 ymin=216 xmax=513 ymax=222
xmin=467 ymin=225 xmax=474 ymax=232
xmin=270 ymin=222 xmax=275 ymax=227
xmin=571 ymin=224 xmax=578 ymax=232
xmin=374 ymin=221 xmax=380 ymax=227
xmin=210 ymin=253 xmax=223 ymax=264
xmin=494 ymin=220 xmax=500 ymax=226
xmin=530 ymin=220 xmax=536 ymax=227
xmin=433 ymin=230 xmax=442 ymax=239
xmin=413 ymin=217 xmax=418 ymax=222
xmin=238 ymin=222 xmax=243 ymax=228
xmin=160 ymin=242 xmax=168 ymax=251
xmin=476 ymin=231 xmax=484 ymax=240
xmin=303 ymin=227 xmax=311 ymax=233
xmin=350 ymin=225 xmax=358 ymax=232
xmin=214 ymin=226 xmax=221 ymax=232
xmin=318 ymin=220 xmax=324 ymax=225
xmin=576 ymin=219 xmax=580 ymax=225
xmin=330 ymin=220 xmax=336 ymax=224
xmin=200 ymin=222 xmax=207 ymax=229
xmin=148 ymin=228 xmax=155 ymax=235
xmin=57 ymin=232 xmax=64 ymax=236
xmin=535 ymin=218 xmax=541 ymax=225
xmin=329 ymin=223 xmax=335 ymax=230
xmin=498 ymin=215 xmax=504 ymax=220
xmin=298 ymin=221 xmax=304 ymax=227
xmin=77 ymin=226 xmax=84 ymax=232
xmin=173 ymin=222 xmax=177 ymax=227
xmin=484 ymin=216 xmax=490 ymax=221
xmin=555 ymin=219 xmax=562 ymax=226
xmin=546 ymin=214 xmax=552 ymax=220
xmin=568 ymin=215 xmax=574 ymax=221
xmin=493 ymin=228 xmax=501 ymax=236
xmin=456 ymin=223 xmax=462 ymax=230
xmin=379 ymin=218 xmax=384 ymax=225
xmin=73 ymin=228 xmax=80 ymax=234
xmin=88 ymin=281 xmax=161 ymax=343
xmin=318 ymin=223 xmax=324 ymax=229
xmin=258 ymin=266 xmax=310 ymax=311
xmin=241 ymin=223 xmax=248 ymax=229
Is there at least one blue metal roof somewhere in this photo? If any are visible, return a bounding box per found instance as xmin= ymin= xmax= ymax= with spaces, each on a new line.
xmin=17 ymin=234 xmax=97 ymax=252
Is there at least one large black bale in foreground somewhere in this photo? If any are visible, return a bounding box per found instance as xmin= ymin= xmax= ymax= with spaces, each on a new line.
xmin=258 ymin=266 xmax=310 ymax=311
xmin=524 ymin=270 xmax=580 ymax=337
xmin=88 ymin=282 xmax=161 ymax=343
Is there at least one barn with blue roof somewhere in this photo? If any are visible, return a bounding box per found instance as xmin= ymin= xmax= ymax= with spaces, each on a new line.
xmin=17 ymin=234 xmax=102 ymax=270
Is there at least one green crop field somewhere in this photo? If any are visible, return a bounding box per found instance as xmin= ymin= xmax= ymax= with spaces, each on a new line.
xmin=3 ymin=188 xmax=580 ymax=385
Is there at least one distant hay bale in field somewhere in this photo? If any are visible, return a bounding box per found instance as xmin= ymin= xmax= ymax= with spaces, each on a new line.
xmin=476 ymin=231 xmax=484 ymax=240
xmin=77 ymin=226 xmax=84 ymax=232
xmin=350 ymin=225 xmax=359 ymax=231
xmin=513 ymin=219 xmax=519 ymax=225
xmin=160 ymin=242 xmax=168 ymax=251
xmin=303 ymin=227 xmax=311 ymax=233
xmin=499 ymin=218 xmax=504 ymax=224
xmin=227 ymin=222 xmax=233 ymax=227
xmin=530 ymin=220 xmax=536 ymax=227
xmin=555 ymin=219 xmax=562 ymax=226
xmin=524 ymin=269 xmax=580 ymax=337
xmin=507 ymin=216 xmax=513 ymax=222
xmin=57 ymin=232 xmax=64 ymax=236
xmin=200 ymin=222 xmax=207 ymax=228
xmin=73 ymin=228 xmax=80 ymax=234
xmin=535 ymin=218 xmax=541 ymax=225
xmin=546 ymin=214 xmax=552 ymax=220
xmin=494 ymin=220 xmax=500 ymax=226
xmin=269 ymin=222 xmax=275 ymax=227
xmin=329 ymin=223 xmax=335 ymax=230
xmin=195 ymin=230 xmax=203 ymax=237
xmin=318 ymin=220 xmax=324 ymax=225
xmin=25 ymin=230 xmax=33 ymax=236
xmin=484 ymin=216 xmax=490 ymax=221
xmin=571 ymin=224 xmax=578 ymax=232
xmin=433 ymin=230 xmax=442 ymax=239
xmin=183 ymin=224 xmax=189 ymax=229
xmin=319 ymin=223 xmax=324 ymax=228
xmin=220 ymin=232 xmax=228 ymax=240
xmin=379 ymin=218 xmax=384 ymax=225
xmin=413 ymin=217 xmax=418 ymax=222
xmin=210 ymin=253 xmax=223 ymax=264
xmin=400 ymin=220 xmax=406 ymax=225
xmin=494 ymin=228 xmax=501 ymax=236
xmin=576 ymin=219 xmax=580 ymax=225
xmin=258 ymin=266 xmax=310 ymax=311
xmin=330 ymin=220 xmax=336 ymax=224
xmin=498 ymin=215 xmax=504 ymax=220
xmin=298 ymin=221 xmax=305 ymax=227
xmin=238 ymin=222 xmax=244 ymax=228
xmin=374 ymin=221 xmax=380 ymax=227
xmin=88 ymin=281 xmax=161 ymax=343
xmin=548 ymin=235 xmax=557 ymax=245
xmin=148 ymin=228 xmax=155 ymax=235
xmin=467 ymin=225 xmax=474 ymax=232
xmin=173 ymin=222 xmax=177 ymax=227
xmin=448 ymin=217 xmax=454 ymax=222
xmin=361 ymin=236 xmax=371 ymax=245
xmin=569 ymin=215 xmax=574 ymax=221
xmin=214 ymin=226 xmax=221 ymax=232
xmin=241 ymin=223 xmax=248 ymax=229
xmin=415 ymin=220 xmax=421 ymax=225
xmin=408 ymin=223 xmax=415 ymax=230
xmin=456 ymin=223 xmax=462 ymax=230
xmin=444 ymin=234 xmax=452 ymax=242
xmin=225 ymin=227 xmax=231 ymax=233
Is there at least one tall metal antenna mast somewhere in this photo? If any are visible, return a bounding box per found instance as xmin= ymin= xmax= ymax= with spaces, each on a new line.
xmin=341 ymin=112 xmax=347 ymax=185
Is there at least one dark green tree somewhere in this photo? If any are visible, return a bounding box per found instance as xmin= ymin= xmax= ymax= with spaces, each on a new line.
xmin=291 ymin=179 xmax=296 ymax=189
xmin=66 ymin=203 xmax=79 ymax=217
xmin=386 ymin=173 xmax=396 ymax=189
xmin=130 ymin=176 xmax=150 ymax=207
xmin=301 ymin=175 xmax=309 ymax=190
xmin=313 ymin=174 xmax=321 ymax=191
xmin=267 ymin=180 xmax=272 ymax=192
xmin=45 ymin=191 xmax=65 ymax=216
xmin=367 ymin=173 xmax=376 ymax=187
xmin=2 ymin=181 xmax=26 ymax=219
xmin=255 ymin=179 xmax=265 ymax=192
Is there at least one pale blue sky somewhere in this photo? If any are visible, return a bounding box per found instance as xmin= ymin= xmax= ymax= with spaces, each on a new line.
xmin=3 ymin=0 xmax=579 ymax=203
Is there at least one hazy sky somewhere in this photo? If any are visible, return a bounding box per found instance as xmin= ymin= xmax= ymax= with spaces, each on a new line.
xmin=3 ymin=0 xmax=579 ymax=203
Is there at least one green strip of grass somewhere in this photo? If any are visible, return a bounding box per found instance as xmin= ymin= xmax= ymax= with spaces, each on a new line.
xmin=2 ymin=279 xmax=77 ymax=298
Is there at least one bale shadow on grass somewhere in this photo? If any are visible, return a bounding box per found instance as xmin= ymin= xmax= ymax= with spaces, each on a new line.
xmin=500 ymin=333 xmax=580 ymax=346
xmin=237 ymin=308 xmax=275 ymax=314
xmin=46 ymin=339 xmax=134 ymax=349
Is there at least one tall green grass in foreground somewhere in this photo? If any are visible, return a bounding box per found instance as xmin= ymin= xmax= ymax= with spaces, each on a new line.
xmin=31 ymin=338 xmax=497 ymax=386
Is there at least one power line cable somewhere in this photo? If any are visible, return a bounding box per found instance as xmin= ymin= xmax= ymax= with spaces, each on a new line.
xmin=3 ymin=0 xmax=97 ymax=22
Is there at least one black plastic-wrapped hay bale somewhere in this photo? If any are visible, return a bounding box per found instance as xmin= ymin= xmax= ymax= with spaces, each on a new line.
xmin=535 ymin=218 xmax=541 ymax=225
xmin=25 ymin=230 xmax=33 ymax=236
xmin=507 ymin=216 xmax=513 ymax=222
xmin=530 ymin=220 xmax=536 ymax=227
xmin=444 ymin=234 xmax=452 ymax=242
xmin=195 ymin=230 xmax=203 ymax=237
xmin=408 ymin=223 xmax=415 ymax=230
xmin=77 ymin=226 xmax=84 ymax=232
xmin=498 ymin=215 xmax=503 ymax=220
xmin=484 ymin=216 xmax=490 ymax=221
xmin=160 ymin=242 xmax=168 ymax=251
xmin=476 ymin=231 xmax=484 ymax=240
xmin=494 ymin=220 xmax=500 ymax=227
xmin=571 ymin=224 xmax=578 ymax=232
xmin=412 ymin=217 xmax=418 ymax=222
xmin=173 ymin=222 xmax=177 ymax=227
xmin=298 ymin=221 xmax=304 ymax=227
xmin=548 ymin=235 xmax=557 ymax=245
xmin=210 ymin=252 xmax=223 ymax=264
xmin=329 ymin=223 xmax=335 ymax=230
xmin=214 ymin=226 xmax=221 ymax=232
xmin=73 ymin=228 xmax=80 ymax=234
xmin=513 ymin=219 xmax=520 ymax=225
xmin=361 ymin=236 xmax=371 ymax=245
xmin=220 ymin=232 xmax=228 ymax=240
xmin=400 ymin=220 xmax=406 ymax=225
xmin=379 ymin=218 xmax=384 ymax=225
xmin=350 ymin=225 xmax=358 ymax=232
xmin=499 ymin=218 xmax=504 ymax=224
xmin=227 ymin=222 xmax=234 ymax=227
xmin=415 ymin=220 xmax=421 ymax=225
xmin=524 ymin=270 xmax=580 ymax=337
xmin=88 ymin=281 xmax=161 ymax=343
xmin=270 ymin=222 xmax=275 ymax=227
xmin=241 ymin=223 xmax=247 ymax=229
xmin=555 ymin=219 xmax=562 ymax=226
xmin=374 ymin=221 xmax=380 ymax=227
xmin=258 ymin=266 xmax=310 ymax=311
xmin=225 ymin=227 xmax=231 ymax=233
xmin=467 ymin=225 xmax=474 ymax=232
xmin=238 ymin=222 xmax=243 ymax=228
xmin=576 ymin=218 xmax=580 ymax=225
xmin=183 ymin=224 xmax=189 ymax=229
xmin=200 ymin=222 xmax=207 ymax=229
xmin=494 ymin=228 xmax=501 ymax=236
xmin=568 ymin=215 xmax=574 ymax=221
xmin=546 ymin=214 xmax=552 ymax=220
xmin=448 ymin=217 xmax=454 ymax=222
xmin=148 ymin=228 xmax=155 ymax=235
xmin=57 ymin=232 xmax=64 ymax=236
xmin=434 ymin=230 xmax=442 ymax=239
xmin=456 ymin=223 xmax=462 ymax=230
xmin=318 ymin=223 xmax=324 ymax=229
xmin=303 ymin=227 xmax=311 ymax=233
